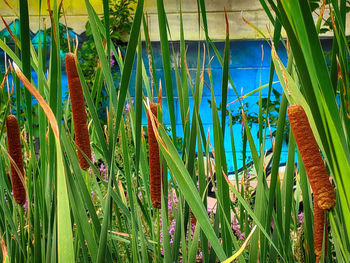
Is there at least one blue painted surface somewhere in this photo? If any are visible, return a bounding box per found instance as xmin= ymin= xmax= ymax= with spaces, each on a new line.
xmin=127 ymin=40 xmax=332 ymax=172
xmin=0 ymin=36 xmax=333 ymax=172
xmin=127 ymin=40 xmax=289 ymax=172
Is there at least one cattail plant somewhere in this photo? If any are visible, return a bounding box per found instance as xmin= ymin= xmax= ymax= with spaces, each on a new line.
xmin=65 ymin=52 xmax=92 ymax=170
xmin=147 ymin=102 xmax=161 ymax=209
xmin=314 ymin=197 xmax=327 ymax=262
xmin=287 ymin=104 xmax=336 ymax=210
xmin=6 ymin=115 xmax=26 ymax=205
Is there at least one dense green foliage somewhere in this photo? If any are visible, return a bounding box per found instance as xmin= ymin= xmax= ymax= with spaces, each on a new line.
xmin=0 ymin=0 xmax=349 ymax=262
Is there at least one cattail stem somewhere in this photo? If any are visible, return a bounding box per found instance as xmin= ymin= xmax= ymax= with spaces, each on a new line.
xmin=147 ymin=103 xmax=161 ymax=209
xmin=65 ymin=52 xmax=92 ymax=170
xmin=314 ymin=198 xmax=328 ymax=263
xmin=287 ymin=104 xmax=335 ymax=210
xmin=6 ymin=115 xmax=26 ymax=205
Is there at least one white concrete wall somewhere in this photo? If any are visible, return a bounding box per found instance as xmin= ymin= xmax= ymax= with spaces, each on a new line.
xmin=0 ymin=0 xmax=343 ymax=40
xmin=143 ymin=0 xmax=269 ymax=40
xmin=0 ymin=0 xmax=271 ymax=40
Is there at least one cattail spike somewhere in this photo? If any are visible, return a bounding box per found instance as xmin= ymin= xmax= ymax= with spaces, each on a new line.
xmin=287 ymin=104 xmax=335 ymax=210
xmin=6 ymin=115 xmax=26 ymax=205
xmin=190 ymin=210 xmax=197 ymax=226
xmin=314 ymin=198 xmax=328 ymax=262
xmin=147 ymin=103 xmax=161 ymax=209
xmin=65 ymin=52 xmax=92 ymax=170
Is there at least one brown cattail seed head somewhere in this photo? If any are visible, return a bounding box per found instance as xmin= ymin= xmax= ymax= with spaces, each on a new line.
xmin=190 ymin=211 xmax=197 ymax=226
xmin=65 ymin=52 xmax=92 ymax=170
xmin=287 ymin=104 xmax=336 ymax=210
xmin=147 ymin=103 xmax=161 ymax=209
xmin=6 ymin=115 xmax=26 ymax=205
xmin=314 ymin=198 xmax=328 ymax=262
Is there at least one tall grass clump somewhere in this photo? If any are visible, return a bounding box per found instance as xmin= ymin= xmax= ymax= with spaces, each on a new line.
xmin=0 ymin=0 xmax=349 ymax=262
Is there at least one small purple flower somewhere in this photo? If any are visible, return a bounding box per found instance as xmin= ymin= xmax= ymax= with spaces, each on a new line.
xmin=100 ymin=168 xmax=106 ymax=175
xmin=159 ymin=229 xmax=163 ymax=242
xmin=172 ymin=191 xmax=178 ymax=203
xmin=169 ymin=219 xmax=176 ymax=236
xmin=191 ymin=223 xmax=196 ymax=230
xmin=244 ymin=173 xmax=252 ymax=186
xmin=110 ymin=50 xmax=115 ymax=67
xmin=99 ymin=163 xmax=105 ymax=173
xmin=168 ymin=198 xmax=173 ymax=210
xmin=23 ymin=199 xmax=28 ymax=211
xmin=91 ymin=152 xmax=96 ymax=164
xmin=124 ymin=99 xmax=134 ymax=112
xmin=298 ymin=212 xmax=304 ymax=224
xmin=99 ymin=163 xmax=108 ymax=181
xmin=168 ymin=192 xmax=179 ymax=211
xmin=233 ymin=219 xmax=244 ymax=240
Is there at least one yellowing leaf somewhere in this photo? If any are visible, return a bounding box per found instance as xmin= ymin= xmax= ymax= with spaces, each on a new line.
xmin=222 ymin=225 xmax=257 ymax=263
